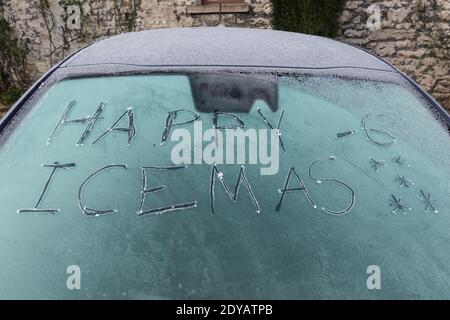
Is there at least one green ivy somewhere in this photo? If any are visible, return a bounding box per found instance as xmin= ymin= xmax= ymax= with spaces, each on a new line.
xmin=0 ymin=86 xmax=24 ymax=106
xmin=0 ymin=1 xmax=28 ymax=103
xmin=271 ymin=0 xmax=347 ymax=38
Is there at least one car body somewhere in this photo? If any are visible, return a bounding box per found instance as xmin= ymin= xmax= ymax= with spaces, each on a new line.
xmin=0 ymin=27 xmax=449 ymax=299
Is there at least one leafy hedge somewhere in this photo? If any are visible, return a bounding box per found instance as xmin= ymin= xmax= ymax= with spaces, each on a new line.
xmin=271 ymin=0 xmax=347 ymax=38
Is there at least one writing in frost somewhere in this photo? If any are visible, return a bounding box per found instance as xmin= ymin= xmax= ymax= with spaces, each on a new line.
xmin=18 ymin=100 xmax=357 ymax=217
xmin=18 ymin=101 xmax=438 ymax=216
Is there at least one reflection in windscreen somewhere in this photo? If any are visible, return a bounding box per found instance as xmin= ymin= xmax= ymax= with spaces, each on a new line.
xmin=0 ymin=72 xmax=449 ymax=299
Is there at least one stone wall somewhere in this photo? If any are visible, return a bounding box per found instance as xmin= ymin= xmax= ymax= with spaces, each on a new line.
xmin=339 ymin=0 xmax=450 ymax=110
xmin=1 ymin=0 xmax=449 ymax=111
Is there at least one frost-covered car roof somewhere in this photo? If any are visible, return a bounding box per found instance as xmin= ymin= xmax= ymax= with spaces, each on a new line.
xmin=61 ymin=27 xmax=394 ymax=72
